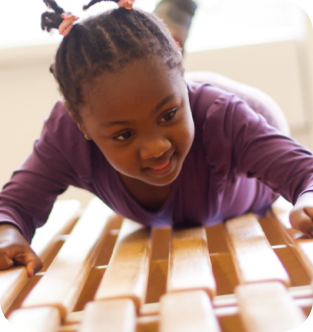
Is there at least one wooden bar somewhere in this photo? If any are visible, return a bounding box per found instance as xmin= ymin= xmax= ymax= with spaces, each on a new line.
xmin=94 ymin=219 xmax=151 ymax=309
xmin=235 ymin=282 xmax=306 ymax=332
xmin=0 ymin=267 xmax=28 ymax=315
xmin=159 ymin=290 xmax=221 ymax=332
xmin=0 ymin=200 xmax=80 ymax=315
xmin=78 ymin=299 xmax=136 ymax=332
xmin=8 ymin=307 xmax=60 ymax=332
xmin=2 ymin=197 xmax=312 ymax=332
xmin=150 ymin=227 xmax=171 ymax=261
xmin=31 ymin=200 xmax=80 ymax=262
xmin=137 ymin=315 xmax=159 ymax=332
xmin=21 ymin=198 xmax=114 ymax=318
xmin=224 ymin=213 xmax=290 ymax=286
xmin=167 ymin=227 xmax=216 ymax=298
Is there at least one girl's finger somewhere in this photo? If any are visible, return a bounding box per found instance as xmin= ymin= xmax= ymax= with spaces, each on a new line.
xmin=14 ymin=248 xmax=43 ymax=277
xmin=1 ymin=245 xmax=43 ymax=277
xmin=25 ymin=255 xmax=43 ymax=278
xmin=290 ymin=208 xmax=313 ymax=237
xmin=0 ymin=252 xmax=14 ymax=270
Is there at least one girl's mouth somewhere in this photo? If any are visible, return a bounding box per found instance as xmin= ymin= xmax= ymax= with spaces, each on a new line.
xmin=146 ymin=152 xmax=176 ymax=176
xmin=150 ymin=159 xmax=171 ymax=170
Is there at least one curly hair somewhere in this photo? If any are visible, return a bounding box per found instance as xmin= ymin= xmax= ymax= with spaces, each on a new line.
xmin=41 ymin=0 xmax=184 ymax=122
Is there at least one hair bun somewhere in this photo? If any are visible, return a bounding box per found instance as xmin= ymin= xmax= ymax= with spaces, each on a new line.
xmin=43 ymin=0 xmax=65 ymax=14
xmin=41 ymin=12 xmax=63 ymax=32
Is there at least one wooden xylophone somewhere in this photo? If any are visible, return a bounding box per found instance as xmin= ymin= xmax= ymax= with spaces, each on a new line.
xmin=0 ymin=197 xmax=312 ymax=332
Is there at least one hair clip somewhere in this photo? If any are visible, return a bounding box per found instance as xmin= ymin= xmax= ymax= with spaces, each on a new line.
xmin=118 ymin=0 xmax=135 ymax=10
xmin=59 ymin=13 xmax=79 ymax=36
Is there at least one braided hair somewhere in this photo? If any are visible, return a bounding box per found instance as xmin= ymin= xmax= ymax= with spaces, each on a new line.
xmin=41 ymin=0 xmax=183 ymax=122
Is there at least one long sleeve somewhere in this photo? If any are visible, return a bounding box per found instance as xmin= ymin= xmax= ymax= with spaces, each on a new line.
xmin=0 ymin=101 xmax=93 ymax=243
xmin=203 ymin=93 xmax=313 ymax=205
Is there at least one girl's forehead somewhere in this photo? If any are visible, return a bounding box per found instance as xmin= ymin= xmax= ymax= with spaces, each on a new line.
xmin=83 ymin=59 xmax=184 ymax=115
xmin=80 ymin=63 xmax=186 ymax=121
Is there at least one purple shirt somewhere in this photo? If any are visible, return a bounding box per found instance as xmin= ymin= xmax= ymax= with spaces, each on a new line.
xmin=1 ymin=81 xmax=313 ymax=243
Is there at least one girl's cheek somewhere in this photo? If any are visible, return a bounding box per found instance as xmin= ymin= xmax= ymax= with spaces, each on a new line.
xmin=181 ymin=116 xmax=195 ymax=140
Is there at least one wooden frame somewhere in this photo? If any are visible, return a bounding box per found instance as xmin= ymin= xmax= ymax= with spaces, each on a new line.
xmin=0 ymin=197 xmax=312 ymax=332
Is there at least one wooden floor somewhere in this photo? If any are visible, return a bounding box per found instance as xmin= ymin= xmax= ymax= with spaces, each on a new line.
xmin=1 ymin=197 xmax=312 ymax=332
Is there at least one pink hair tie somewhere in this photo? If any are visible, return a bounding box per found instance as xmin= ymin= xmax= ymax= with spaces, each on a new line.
xmin=59 ymin=13 xmax=79 ymax=36
xmin=118 ymin=0 xmax=135 ymax=10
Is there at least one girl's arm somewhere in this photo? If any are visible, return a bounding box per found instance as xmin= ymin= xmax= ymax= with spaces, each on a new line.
xmin=0 ymin=102 xmax=92 ymax=275
xmin=0 ymin=101 xmax=92 ymax=243
xmin=203 ymin=91 xmax=313 ymax=236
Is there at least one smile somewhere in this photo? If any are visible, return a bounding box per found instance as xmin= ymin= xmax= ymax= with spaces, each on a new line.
xmin=146 ymin=152 xmax=176 ymax=176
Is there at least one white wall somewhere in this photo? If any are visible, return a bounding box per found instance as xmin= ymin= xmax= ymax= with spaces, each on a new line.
xmin=185 ymin=39 xmax=309 ymax=145
xmin=0 ymin=11 xmax=313 ymax=208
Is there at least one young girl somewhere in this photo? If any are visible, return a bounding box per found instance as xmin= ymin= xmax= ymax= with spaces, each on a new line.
xmin=0 ymin=0 xmax=313 ymax=279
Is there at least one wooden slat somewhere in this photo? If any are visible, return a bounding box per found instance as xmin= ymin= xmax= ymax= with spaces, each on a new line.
xmin=167 ymin=227 xmax=216 ymax=298
xmin=31 ymin=200 xmax=80 ymax=262
xmin=224 ymin=213 xmax=290 ymax=286
xmin=296 ymin=241 xmax=313 ymax=278
xmin=8 ymin=307 xmax=60 ymax=332
xmin=140 ymin=302 xmax=160 ymax=316
xmin=150 ymin=227 xmax=171 ymax=261
xmin=94 ymin=219 xmax=151 ymax=309
xmin=0 ymin=200 xmax=80 ymax=315
xmin=235 ymin=282 xmax=306 ymax=332
xmin=145 ymin=259 xmax=168 ymax=303
xmin=21 ymin=198 xmax=114 ymax=318
xmin=137 ymin=315 xmax=159 ymax=332
xmin=0 ymin=267 xmax=27 ymax=316
xmin=78 ymin=299 xmax=136 ymax=332
xmin=159 ymin=290 xmax=221 ymax=332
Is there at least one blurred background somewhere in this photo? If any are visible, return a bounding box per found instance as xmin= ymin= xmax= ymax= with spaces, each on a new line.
xmin=0 ymin=0 xmax=313 ymax=207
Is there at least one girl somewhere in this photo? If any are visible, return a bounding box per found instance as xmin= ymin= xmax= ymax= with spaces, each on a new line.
xmin=0 ymin=0 xmax=313 ymax=279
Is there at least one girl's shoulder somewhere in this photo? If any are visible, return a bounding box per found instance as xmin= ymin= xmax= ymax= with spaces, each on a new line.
xmin=42 ymin=100 xmax=89 ymax=150
xmin=44 ymin=100 xmax=77 ymax=133
xmin=186 ymin=80 xmax=239 ymax=128
xmin=38 ymin=100 xmax=93 ymax=179
xmin=187 ymin=79 xmax=238 ymax=111
xmin=187 ymin=80 xmax=228 ymax=110
xmin=43 ymin=99 xmax=93 ymax=149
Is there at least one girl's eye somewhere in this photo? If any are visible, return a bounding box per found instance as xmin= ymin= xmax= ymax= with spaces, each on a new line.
xmin=113 ymin=109 xmax=177 ymax=142
xmin=160 ymin=109 xmax=177 ymax=122
xmin=113 ymin=131 xmax=133 ymax=141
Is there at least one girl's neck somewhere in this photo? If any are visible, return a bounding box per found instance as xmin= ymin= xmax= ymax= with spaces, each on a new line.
xmin=119 ymin=173 xmax=173 ymax=212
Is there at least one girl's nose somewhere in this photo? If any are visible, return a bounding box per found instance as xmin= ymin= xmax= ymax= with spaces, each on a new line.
xmin=140 ymin=136 xmax=171 ymax=160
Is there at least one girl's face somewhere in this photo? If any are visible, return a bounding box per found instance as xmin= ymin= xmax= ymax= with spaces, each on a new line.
xmin=78 ymin=58 xmax=195 ymax=187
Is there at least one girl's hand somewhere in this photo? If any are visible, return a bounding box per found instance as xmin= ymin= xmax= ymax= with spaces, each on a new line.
xmin=289 ymin=192 xmax=313 ymax=238
xmin=0 ymin=224 xmax=43 ymax=278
